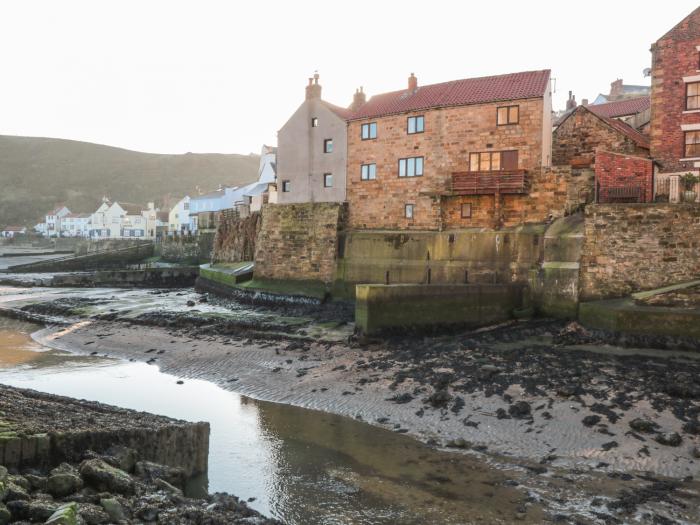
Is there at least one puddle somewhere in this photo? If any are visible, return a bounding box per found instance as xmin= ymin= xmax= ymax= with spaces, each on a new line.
xmin=0 ymin=317 xmax=539 ymax=524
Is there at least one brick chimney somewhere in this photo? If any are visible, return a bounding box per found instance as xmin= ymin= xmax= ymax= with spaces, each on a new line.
xmin=408 ymin=72 xmax=418 ymax=91
xmin=582 ymin=98 xmax=589 ymax=106
xmin=610 ymin=79 xmax=623 ymax=98
xmin=350 ymin=87 xmax=366 ymax=111
xmin=566 ymin=91 xmax=577 ymax=111
xmin=305 ymin=72 xmax=322 ymax=100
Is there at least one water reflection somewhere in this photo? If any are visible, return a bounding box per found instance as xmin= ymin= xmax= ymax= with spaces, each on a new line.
xmin=0 ymin=318 xmax=535 ymax=524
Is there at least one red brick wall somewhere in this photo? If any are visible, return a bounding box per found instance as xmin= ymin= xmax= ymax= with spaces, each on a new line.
xmin=650 ymin=8 xmax=700 ymax=173
xmin=553 ymin=107 xmax=648 ymax=166
xmin=346 ymin=98 xmax=546 ymax=230
xmin=595 ymin=151 xmax=654 ymax=203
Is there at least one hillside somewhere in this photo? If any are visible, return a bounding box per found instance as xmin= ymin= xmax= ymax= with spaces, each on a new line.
xmin=0 ymin=135 xmax=260 ymax=227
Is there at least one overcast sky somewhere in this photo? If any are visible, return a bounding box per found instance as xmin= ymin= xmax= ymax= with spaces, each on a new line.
xmin=0 ymin=1 xmax=696 ymax=155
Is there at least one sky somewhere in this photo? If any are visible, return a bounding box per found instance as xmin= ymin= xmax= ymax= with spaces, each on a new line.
xmin=0 ymin=0 xmax=697 ymax=155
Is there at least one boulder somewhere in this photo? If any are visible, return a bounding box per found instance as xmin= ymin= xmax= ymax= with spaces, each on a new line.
xmin=508 ymin=401 xmax=532 ymax=419
xmin=103 ymin=446 xmax=138 ymax=474
xmin=77 ymin=503 xmax=111 ymax=525
xmin=79 ymin=459 xmax=134 ymax=495
xmin=47 ymin=464 xmax=83 ymax=498
xmin=135 ymin=461 xmax=185 ymax=491
xmin=0 ymin=503 xmax=9 ymax=525
xmin=99 ymin=498 xmax=126 ymax=523
xmin=24 ymin=474 xmax=47 ymax=492
xmin=628 ymin=418 xmax=659 ymax=434
xmin=655 ymin=432 xmax=682 ymax=447
xmin=2 ymin=481 xmax=29 ymax=502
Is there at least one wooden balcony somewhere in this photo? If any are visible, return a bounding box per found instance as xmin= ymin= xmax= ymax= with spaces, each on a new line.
xmin=451 ymin=170 xmax=527 ymax=195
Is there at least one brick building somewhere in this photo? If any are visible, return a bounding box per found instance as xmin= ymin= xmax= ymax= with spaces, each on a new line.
xmin=345 ymin=70 xmax=553 ymax=230
xmin=553 ymin=105 xmax=650 ymax=167
xmin=650 ymin=7 xmax=700 ymax=176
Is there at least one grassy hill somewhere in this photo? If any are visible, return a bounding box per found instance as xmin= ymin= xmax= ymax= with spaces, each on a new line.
xmin=0 ymin=135 xmax=260 ymax=227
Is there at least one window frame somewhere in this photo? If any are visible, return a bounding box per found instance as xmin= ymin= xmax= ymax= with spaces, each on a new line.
xmin=407 ymin=115 xmax=425 ymax=134
xmin=404 ymin=203 xmax=415 ymax=219
xmin=281 ymin=180 xmax=291 ymax=193
xmin=469 ymin=151 xmax=501 ymax=172
xmin=497 ymin=105 xmax=520 ymax=126
xmin=323 ymin=138 xmax=333 ymax=153
xmin=323 ymin=173 xmax=333 ymax=188
xmin=461 ymin=203 xmax=472 ymax=218
xmin=687 ymin=82 xmax=700 ymax=110
xmin=311 ymin=117 xmax=319 ymax=127
xmin=398 ymin=156 xmax=424 ymax=178
xmin=685 ymin=130 xmax=700 ymax=158
xmin=361 ymin=122 xmax=377 ymax=140
xmin=361 ymin=163 xmax=377 ymax=181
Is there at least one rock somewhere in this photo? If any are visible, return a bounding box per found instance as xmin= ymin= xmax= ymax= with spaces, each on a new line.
xmin=601 ymin=441 xmax=618 ymax=451
xmin=135 ymin=461 xmax=185 ymax=490
xmin=628 ymin=418 xmax=659 ymax=434
xmin=79 ymin=459 xmax=134 ymax=495
xmin=427 ymin=389 xmax=452 ymax=408
xmin=582 ymin=415 xmax=601 ymax=427
xmin=24 ymin=474 xmax=47 ymax=492
xmin=446 ymin=438 xmax=470 ymax=449
xmin=690 ymin=446 xmax=700 ymax=459
xmin=47 ymin=464 xmax=83 ymax=497
xmin=78 ymin=503 xmax=110 ymax=525
xmin=8 ymin=476 xmax=29 ymax=492
xmin=104 ymin=445 xmax=138 ymax=473
xmin=154 ymin=477 xmax=183 ymax=496
xmin=0 ymin=504 xmax=9 ymax=525
xmin=99 ymin=498 xmax=126 ymax=523
xmin=655 ymin=432 xmax=682 ymax=447
xmin=508 ymin=401 xmax=531 ymax=419
xmin=496 ymin=408 xmax=510 ymax=420
xmin=186 ymin=300 xmax=196 ymax=307
xmin=136 ymin=506 xmax=159 ymax=522
xmin=25 ymin=501 xmax=57 ymax=522
xmin=3 ymin=481 xmax=29 ymax=502
xmin=682 ymin=420 xmax=700 ymax=435
xmin=45 ymin=502 xmax=78 ymax=525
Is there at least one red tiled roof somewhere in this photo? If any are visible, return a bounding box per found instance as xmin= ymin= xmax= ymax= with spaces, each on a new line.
xmin=349 ymin=70 xmax=551 ymax=121
xmin=323 ymin=101 xmax=354 ymax=120
xmin=600 ymin=113 xmax=650 ymax=149
xmin=587 ymin=97 xmax=650 ymax=118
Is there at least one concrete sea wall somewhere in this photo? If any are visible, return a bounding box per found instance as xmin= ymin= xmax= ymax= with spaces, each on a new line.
xmin=156 ymin=233 xmax=213 ymax=264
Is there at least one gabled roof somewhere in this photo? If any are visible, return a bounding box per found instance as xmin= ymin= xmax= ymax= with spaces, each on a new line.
xmin=349 ymin=70 xmax=551 ymax=121
xmin=587 ymin=96 xmax=650 ymax=118
xmin=656 ymin=6 xmax=700 ymax=43
xmin=116 ymin=202 xmax=144 ymax=215
xmin=191 ymin=189 xmax=225 ymax=200
xmin=47 ymin=206 xmax=69 ymax=216
xmin=323 ymin=101 xmax=354 ymax=120
xmin=557 ymin=105 xmax=650 ymax=150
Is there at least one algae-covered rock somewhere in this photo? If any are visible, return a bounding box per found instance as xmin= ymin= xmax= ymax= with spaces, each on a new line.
xmin=77 ymin=502 xmax=110 ymax=525
xmin=99 ymin=497 xmax=126 ymax=523
xmin=135 ymin=461 xmax=185 ymax=490
xmin=0 ymin=503 xmax=10 ymax=525
xmin=45 ymin=502 xmax=78 ymax=525
xmin=80 ymin=459 xmax=134 ymax=495
xmin=47 ymin=464 xmax=83 ymax=498
xmin=3 ymin=481 xmax=30 ymax=502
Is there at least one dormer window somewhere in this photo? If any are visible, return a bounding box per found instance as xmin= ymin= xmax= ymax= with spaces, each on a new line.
xmin=311 ymin=117 xmax=319 ymax=127
xmin=407 ymin=116 xmax=424 ymax=134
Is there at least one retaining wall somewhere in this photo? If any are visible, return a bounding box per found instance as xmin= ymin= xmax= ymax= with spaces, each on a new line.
xmin=211 ymin=212 xmax=261 ymax=264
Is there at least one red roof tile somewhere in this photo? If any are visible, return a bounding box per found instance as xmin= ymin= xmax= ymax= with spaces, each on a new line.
xmin=323 ymin=101 xmax=354 ymax=120
xmin=587 ymin=97 xmax=650 ymax=118
xmin=600 ymin=113 xmax=650 ymax=150
xmin=349 ymin=70 xmax=551 ymax=121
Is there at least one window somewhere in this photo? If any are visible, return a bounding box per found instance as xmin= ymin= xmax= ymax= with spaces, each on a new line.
xmin=183 ymin=202 xmax=189 ymax=210
xmin=282 ymin=180 xmax=291 ymax=192
xmin=311 ymin=117 xmax=319 ymax=127
xmin=469 ymin=150 xmax=518 ymax=171
xmin=398 ymin=157 xmax=424 ymax=177
xmin=688 ymin=83 xmax=700 ymax=110
xmin=685 ymin=131 xmax=700 ymax=157
xmin=324 ymin=139 xmax=333 ymax=153
xmin=405 ymin=204 xmax=415 ymax=219
xmin=361 ymin=163 xmax=376 ymax=180
xmin=407 ymin=116 xmax=424 ymax=134
xmin=323 ymin=173 xmax=333 ymax=187
xmin=361 ymin=122 xmax=377 ymax=140
xmin=497 ymin=105 xmax=519 ymax=125
xmin=461 ymin=203 xmax=472 ymax=218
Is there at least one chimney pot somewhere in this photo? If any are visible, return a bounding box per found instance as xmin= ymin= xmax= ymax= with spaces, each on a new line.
xmin=408 ymin=73 xmax=418 ymax=91
xmin=305 ymin=73 xmax=322 ymax=100
xmin=351 ymin=86 xmax=367 ymax=111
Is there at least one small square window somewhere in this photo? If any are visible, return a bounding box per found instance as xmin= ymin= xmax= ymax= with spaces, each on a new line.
xmin=282 ymin=180 xmax=291 ymax=192
xmin=405 ymin=204 xmax=415 ymax=219
xmin=323 ymin=173 xmax=333 ymax=187
xmin=497 ymin=105 xmax=519 ymax=125
xmin=461 ymin=203 xmax=472 ymax=218
xmin=324 ymin=139 xmax=333 ymax=153
xmin=311 ymin=117 xmax=318 ymax=127
xmin=361 ymin=163 xmax=376 ymax=180
xmin=407 ymin=116 xmax=424 ymax=134
xmin=361 ymin=122 xmax=377 ymax=140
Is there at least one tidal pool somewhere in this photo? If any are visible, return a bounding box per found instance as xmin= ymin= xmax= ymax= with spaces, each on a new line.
xmin=0 ymin=317 xmax=538 ymax=524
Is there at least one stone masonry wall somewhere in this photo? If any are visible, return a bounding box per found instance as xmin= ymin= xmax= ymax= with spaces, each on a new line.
xmin=211 ymin=211 xmax=261 ymax=263
xmin=595 ymin=151 xmax=654 ymax=203
xmin=553 ymin=107 xmax=648 ymax=167
xmin=580 ymin=203 xmax=700 ymax=300
xmin=254 ymin=202 xmax=346 ymax=283
xmin=346 ymin=97 xmax=546 ymax=230
xmin=650 ymin=8 xmax=700 ymax=174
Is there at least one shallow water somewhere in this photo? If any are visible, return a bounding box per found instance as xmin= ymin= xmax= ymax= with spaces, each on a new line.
xmin=0 ymin=317 xmax=537 ymax=524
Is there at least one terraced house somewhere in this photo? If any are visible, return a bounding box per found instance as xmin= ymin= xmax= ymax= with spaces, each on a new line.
xmin=345 ymin=70 xmax=553 ymax=230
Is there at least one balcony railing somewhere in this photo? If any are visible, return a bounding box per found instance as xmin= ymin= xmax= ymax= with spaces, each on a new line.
xmin=451 ymin=170 xmax=527 ymax=195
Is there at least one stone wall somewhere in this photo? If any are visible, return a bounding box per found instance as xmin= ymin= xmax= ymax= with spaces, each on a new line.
xmin=552 ymin=106 xmax=648 ymax=167
xmin=157 ymin=233 xmax=213 ymax=264
xmin=595 ymin=150 xmax=654 ymax=203
xmin=211 ymin=211 xmax=261 ymax=263
xmin=580 ymin=204 xmax=700 ymax=300
xmin=346 ymin=97 xmax=547 ymax=230
xmin=254 ymin=202 xmax=346 ymax=283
